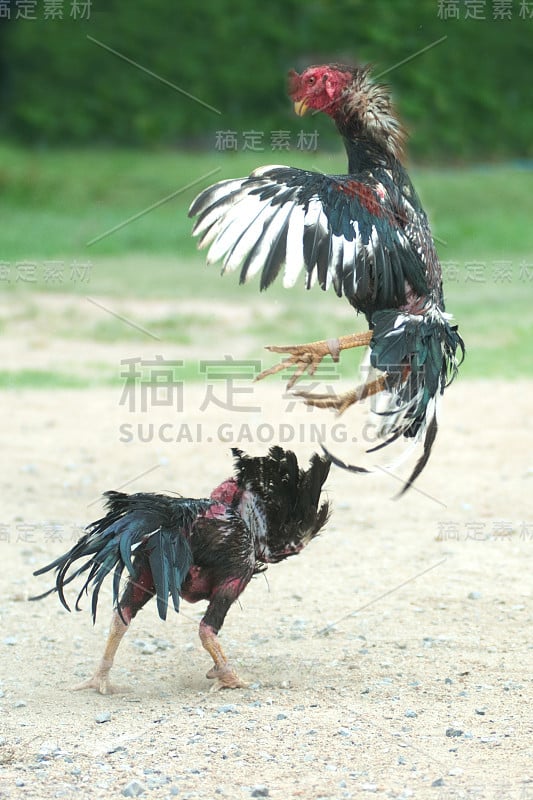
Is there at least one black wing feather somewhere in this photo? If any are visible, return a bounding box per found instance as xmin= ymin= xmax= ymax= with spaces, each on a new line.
xmin=190 ymin=164 xmax=431 ymax=314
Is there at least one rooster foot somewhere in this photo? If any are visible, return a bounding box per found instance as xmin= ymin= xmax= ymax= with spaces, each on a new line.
xmin=295 ymin=388 xmax=359 ymax=415
xmin=206 ymin=664 xmax=248 ymax=691
xmin=256 ymin=331 xmax=373 ymax=390
xmin=73 ymin=672 xmax=130 ymax=695
xmin=295 ymin=374 xmax=388 ymax=415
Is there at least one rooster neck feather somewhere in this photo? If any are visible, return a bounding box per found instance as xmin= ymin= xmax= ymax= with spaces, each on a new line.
xmin=336 ymin=68 xmax=405 ymax=164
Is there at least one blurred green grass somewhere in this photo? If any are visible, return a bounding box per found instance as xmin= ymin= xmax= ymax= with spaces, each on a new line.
xmin=1 ymin=144 xmax=532 ymax=382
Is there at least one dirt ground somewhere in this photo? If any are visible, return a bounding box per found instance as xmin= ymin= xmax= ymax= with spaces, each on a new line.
xmin=1 ymin=363 xmax=532 ymax=798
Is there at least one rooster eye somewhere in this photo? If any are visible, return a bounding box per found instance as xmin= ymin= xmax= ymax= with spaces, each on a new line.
xmin=307 ymin=76 xmax=316 ymax=85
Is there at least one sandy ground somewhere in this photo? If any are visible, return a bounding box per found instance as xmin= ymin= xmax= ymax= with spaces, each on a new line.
xmin=0 ymin=373 xmax=532 ymax=799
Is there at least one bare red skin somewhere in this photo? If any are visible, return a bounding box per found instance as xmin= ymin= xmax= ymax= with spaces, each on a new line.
xmin=181 ymin=482 xmax=247 ymax=606
xmin=130 ymin=567 xmax=155 ymax=607
xmin=205 ymin=477 xmax=241 ymax=518
xmin=181 ymin=565 xmax=213 ymax=603
xmin=288 ymin=65 xmax=353 ymax=119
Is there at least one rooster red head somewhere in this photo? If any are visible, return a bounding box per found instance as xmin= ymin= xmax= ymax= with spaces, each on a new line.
xmin=288 ymin=65 xmax=353 ymax=118
xmin=288 ymin=63 xmax=405 ymax=159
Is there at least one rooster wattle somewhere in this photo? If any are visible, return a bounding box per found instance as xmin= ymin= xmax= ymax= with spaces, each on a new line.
xmin=189 ymin=64 xmax=464 ymax=491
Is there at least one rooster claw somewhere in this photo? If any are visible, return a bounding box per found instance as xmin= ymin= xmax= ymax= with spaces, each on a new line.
xmin=295 ymin=374 xmax=389 ymax=414
xmin=256 ymin=331 xmax=373 ymax=390
xmin=73 ymin=674 xmax=130 ymax=695
xmin=256 ymin=339 xmax=339 ymax=390
xmin=206 ymin=664 xmax=248 ymax=690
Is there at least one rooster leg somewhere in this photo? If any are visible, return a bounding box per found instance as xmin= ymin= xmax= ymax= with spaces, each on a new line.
xmin=199 ymin=620 xmax=248 ymax=691
xmin=295 ymin=374 xmax=388 ymax=415
xmin=73 ymin=608 xmax=131 ymax=695
xmin=74 ymin=559 xmax=155 ymax=695
xmin=256 ymin=331 xmax=373 ymax=390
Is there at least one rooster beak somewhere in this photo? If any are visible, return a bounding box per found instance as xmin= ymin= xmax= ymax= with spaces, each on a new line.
xmin=293 ymin=99 xmax=309 ymax=117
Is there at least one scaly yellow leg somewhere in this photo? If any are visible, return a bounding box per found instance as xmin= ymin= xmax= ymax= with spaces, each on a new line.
xmin=256 ymin=331 xmax=373 ymax=389
xmin=199 ymin=622 xmax=247 ymax=691
xmin=295 ymin=374 xmax=389 ymax=415
xmin=73 ymin=610 xmax=130 ymax=695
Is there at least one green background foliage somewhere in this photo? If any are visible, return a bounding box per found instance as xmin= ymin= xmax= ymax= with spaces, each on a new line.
xmin=1 ymin=0 xmax=531 ymax=161
xmin=0 ymin=1 xmax=531 ymax=386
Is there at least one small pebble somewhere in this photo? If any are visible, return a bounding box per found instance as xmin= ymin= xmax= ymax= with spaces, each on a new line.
xmin=3 ymin=637 xmax=17 ymax=646
xmin=475 ymin=707 xmax=486 ymax=715
xmin=95 ymin=712 xmax=111 ymax=724
xmin=404 ymin=709 xmax=418 ymax=718
xmin=276 ymin=713 xmax=287 ymax=720
xmin=122 ymin=780 xmax=146 ymax=797
xmin=468 ymin=591 xmax=482 ymax=600
xmin=106 ymin=745 xmax=126 ymax=755
xmin=217 ymin=704 xmax=239 ymax=714
xmin=153 ymin=638 xmax=172 ymax=650
xmin=431 ymin=778 xmax=445 ymax=787
xmin=445 ymin=728 xmax=463 ymax=738
xmin=251 ymin=786 xmax=269 ymax=797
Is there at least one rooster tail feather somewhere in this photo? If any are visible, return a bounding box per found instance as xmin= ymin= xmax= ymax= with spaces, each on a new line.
xmin=365 ymin=306 xmax=463 ymax=482
xmin=296 ymin=451 xmax=332 ymax=537
xmin=397 ymin=409 xmax=439 ymax=496
xmin=147 ymin=529 xmax=193 ymax=620
xmin=325 ymin=307 xmax=463 ymax=490
xmin=232 ymin=446 xmax=331 ymax=561
xmin=31 ymin=493 xmax=209 ymax=621
xmin=369 ymin=307 xmax=463 ymax=437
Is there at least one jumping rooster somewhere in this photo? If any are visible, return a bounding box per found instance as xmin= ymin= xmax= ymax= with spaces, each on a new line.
xmin=32 ymin=447 xmax=330 ymax=693
xmin=189 ymin=64 xmax=464 ymax=491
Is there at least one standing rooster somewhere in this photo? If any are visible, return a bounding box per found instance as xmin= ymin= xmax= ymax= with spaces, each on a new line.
xmin=189 ymin=64 xmax=464 ymax=491
xmin=32 ymin=447 xmax=330 ymax=693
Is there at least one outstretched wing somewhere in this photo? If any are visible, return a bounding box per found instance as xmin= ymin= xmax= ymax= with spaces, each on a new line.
xmin=189 ymin=165 xmax=429 ymax=315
